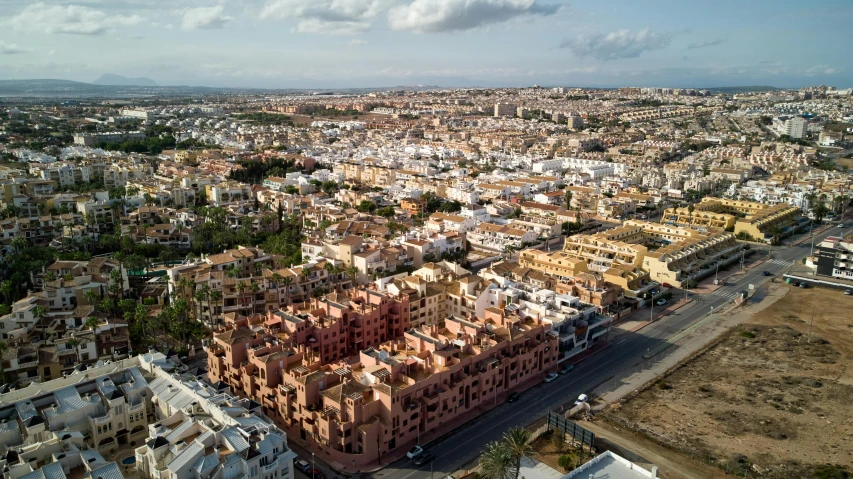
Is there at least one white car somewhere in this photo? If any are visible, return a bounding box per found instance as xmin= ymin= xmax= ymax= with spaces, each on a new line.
xmin=407 ymin=446 xmax=424 ymax=459
xmin=544 ymin=373 xmax=559 ymax=383
xmin=574 ymin=394 xmax=589 ymax=406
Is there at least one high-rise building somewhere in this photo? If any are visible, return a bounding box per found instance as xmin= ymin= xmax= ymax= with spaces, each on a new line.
xmin=494 ymin=103 xmax=517 ymax=117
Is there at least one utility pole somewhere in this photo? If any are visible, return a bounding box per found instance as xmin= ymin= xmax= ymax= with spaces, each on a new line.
xmin=740 ymin=249 xmax=745 ymax=271
xmin=808 ymin=307 xmax=815 ymax=343
xmin=714 ymin=261 xmax=720 ymax=283
xmin=649 ymin=294 xmax=655 ymax=323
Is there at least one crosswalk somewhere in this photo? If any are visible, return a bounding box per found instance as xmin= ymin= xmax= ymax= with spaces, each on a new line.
xmin=710 ymin=290 xmax=740 ymax=300
xmin=766 ymin=259 xmax=794 ymax=267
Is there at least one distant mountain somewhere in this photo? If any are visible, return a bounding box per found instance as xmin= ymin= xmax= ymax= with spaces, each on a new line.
xmin=92 ymin=74 xmax=157 ymax=87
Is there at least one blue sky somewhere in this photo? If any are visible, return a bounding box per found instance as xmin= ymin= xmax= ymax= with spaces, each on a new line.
xmin=0 ymin=0 xmax=849 ymax=89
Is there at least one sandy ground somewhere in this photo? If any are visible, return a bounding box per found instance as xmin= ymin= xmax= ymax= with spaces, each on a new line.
xmin=605 ymin=284 xmax=853 ymax=478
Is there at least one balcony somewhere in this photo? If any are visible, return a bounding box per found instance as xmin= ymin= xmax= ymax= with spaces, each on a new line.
xmin=91 ymin=412 xmax=112 ymax=425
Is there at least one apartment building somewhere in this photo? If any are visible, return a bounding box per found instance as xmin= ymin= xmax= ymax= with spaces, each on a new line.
xmin=494 ymin=103 xmax=517 ymax=117
xmin=814 ymin=235 xmax=853 ymax=281
xmin=137 ymin=364 xmax=297 ymax=479
xmin=207 ymin=293 xmax=557 ymax=469
xmin=0 ymin=358 xmax=153 ymax=465
xmin=72 ymin=131 xmax=146 ymax=146
xmin=467 ymin=223 xmax=537 ymax=252
xmin=696 ymin=197 xmax=801 ymax=241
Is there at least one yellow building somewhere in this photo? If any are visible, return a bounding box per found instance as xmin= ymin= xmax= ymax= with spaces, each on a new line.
xmin=695 ymin=197 xmax=801 ymax=241
xmin=521 ymin=219 xmax=744 ymax=290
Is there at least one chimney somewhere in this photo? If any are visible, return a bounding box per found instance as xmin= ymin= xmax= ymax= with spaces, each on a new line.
xmin=651 ymin=466 xmax=658 ymax=479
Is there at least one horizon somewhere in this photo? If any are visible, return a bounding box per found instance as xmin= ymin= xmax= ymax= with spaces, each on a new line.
xmin=1 ymin=0 xmax=850 ymax=90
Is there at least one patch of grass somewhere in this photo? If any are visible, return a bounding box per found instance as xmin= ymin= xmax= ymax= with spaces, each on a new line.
xmin=813 ymin=464 xmax=850 ymax=479
xmin=740 ymin=330 xmax=756 ymax=339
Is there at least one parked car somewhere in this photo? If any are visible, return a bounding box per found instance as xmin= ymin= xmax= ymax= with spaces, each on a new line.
xmin=791 ymin=281 xmax=800 ymax=287
xmin=506 ymin=392 xmax=521 ymax=403
xmin=574 ymin=394 xmax=589 ymax=406
xmin=311 ymin=469 xmax=326 ymax=479
xmin=295 ymin=460 xmax=312 ymax=474
xmin=407 ymin=446 xmax=424 ymax=459
xmin=544 ymin=373 xmax=559 ymax=383
xmin=845 ymin=290 xmax=852 ymax=295
xmin=655 ymin=298 xmax=667 ymax=306
xmin=559 ymin=364 xmax=575 ymax=374
xmin=661 ymin=283 xmax=673 ymax=288
xmin=414 ymin=453 xmax=435 ymax=466
xmin=839 ymin=224 xmax=846 ymax=228
xmin=799 ymin=283 xmax=808 ymax=288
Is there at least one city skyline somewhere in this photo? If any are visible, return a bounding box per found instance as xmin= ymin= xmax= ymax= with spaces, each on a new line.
xmin=1 ymin=0 xmax=851 ymax=89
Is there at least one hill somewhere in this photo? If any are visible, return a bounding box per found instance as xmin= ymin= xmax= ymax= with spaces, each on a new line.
xmin=92 ymin=74 xmax=157 ymax=87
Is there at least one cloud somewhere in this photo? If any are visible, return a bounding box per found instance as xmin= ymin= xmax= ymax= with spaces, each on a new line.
xmin=181 ymin=5 xmax=232 ymax=30
xmin=559 ymin=28 xmax=671 ymax=61
xmin=805 ymin=65 xmax=838 ymax=76
xmin=348 ymin=39 xmax=367 ymax=46
xmin=388 ymin=0 xmax=558 ymax=33
xmin=686 ymin=38 xmax=725 ymax=49
xmin=261 ymin=0 xmax=388 ymax=35
xmin=6 ymin=3 xmax=142 ymax=35
xmin=0 ymin=41 xmax=29 ymax=54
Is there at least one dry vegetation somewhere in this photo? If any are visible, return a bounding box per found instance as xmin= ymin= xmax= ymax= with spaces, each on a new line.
xmin=605 ymin=285 xmax=853 ymax=478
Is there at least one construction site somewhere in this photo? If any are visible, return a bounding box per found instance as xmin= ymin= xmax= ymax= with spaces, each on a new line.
xmin=594 ymin=284 xmax=853 ymax=478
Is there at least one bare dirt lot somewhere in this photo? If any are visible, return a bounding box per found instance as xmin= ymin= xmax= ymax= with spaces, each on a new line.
xmin=604 ymin=284 xmax=853 ymax=478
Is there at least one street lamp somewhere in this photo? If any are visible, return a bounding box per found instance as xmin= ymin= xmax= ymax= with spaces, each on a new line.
xmin=311 ymin=452 xmax=315 ymax=479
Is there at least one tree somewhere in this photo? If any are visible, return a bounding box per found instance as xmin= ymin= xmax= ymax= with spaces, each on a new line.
xmin=0 ymin=280 xmax=13 ymax=306
xmin=557 ymin=454 xmax=573 ymax=472
xmin=768 ymin=223 xmax=784 ymax=246
xmin=66 ymin=337 xmax=81 ymax=364
xmin=281 ymin=276 xmax=293 ymax=305
xmin=356 ymin=199 xmax=377 ymax=213
xmin=479 ymin=441 xmax=513 ymax=479
xmin=565 ymin=191 xmax=573 ymax=210
xmin=811 ymin=202 xmax=830 ymax=224
xmin=0 ymin=340 xmax=6 ymax=382
xmin=33 ymin=305 xmax=47 ymax=340
xmin=346 ymin=265 xmax=359 ymax=285
xmin=209 ymin=289 xmax=222 ymax=331
xmin=504 ymin=427 xmax=534 ymax=479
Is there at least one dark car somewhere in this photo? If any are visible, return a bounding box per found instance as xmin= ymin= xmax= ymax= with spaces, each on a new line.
xmin=559 ymin=364 xmax=575 ymax=374
xmin=414 ymin=453 xmax=435 ymax=466
xmin=799 ymin=283 xmax=807 ymax=288
xmin=311 ymin=469 xmax=326 ymax=479
xmin=295 ymin=460 xmax=311 ymax=473
xmin=762 ymin=271 xmax=773 ymax=276
xmin=506 ymin=392 xmax=521 ymax=403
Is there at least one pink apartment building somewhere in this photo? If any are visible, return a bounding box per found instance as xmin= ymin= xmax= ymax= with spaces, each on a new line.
xmin=208 ymin=288 xmax=559 ymax=469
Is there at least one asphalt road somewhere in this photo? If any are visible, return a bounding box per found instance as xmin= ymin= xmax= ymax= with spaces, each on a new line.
xmin=297 ymin=224 xmax=849 ymax=479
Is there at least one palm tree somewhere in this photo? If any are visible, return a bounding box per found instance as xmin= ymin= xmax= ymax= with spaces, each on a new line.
xmin=66 ymin=337 xmax=81 ymax=364
xmin=768 ymin=223 xmax=784 ymax=246
xmin=236 ymin=280 xmax=247 ymax=316
xmin=281 ymin=276 xmax=293 ymax=305
xmin=249 ymin=282 xmax=261 ymax=314
xmin=479 ymin=441 xmax=513 ymax=479
xmin=299 ymin=267 xmax=312 ymax=295
xmin=0 ymin=280 xmax=13 ymax=306
xmin=504 ymin=427 xmax=534 ymax=479
xmin=33 ymin=305 xmax=47 ymax=341
xmin=270 ymin=272 xmax=283 ymax=289
xmin=85 ymin=316 xmax=99 ymax=334
xmin=209 ymin=290 xmax=222 ymax=331
xmin=346 ymin=265 xmax=359 ymax=286
xmin=331 ymin=265 xmax=343 ymax=291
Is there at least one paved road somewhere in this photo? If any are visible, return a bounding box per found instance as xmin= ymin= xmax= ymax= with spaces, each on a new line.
xmin=298 ymin=224 xmax=849 ymax=479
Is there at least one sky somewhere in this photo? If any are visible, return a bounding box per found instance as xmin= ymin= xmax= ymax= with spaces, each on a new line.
xmin=0 ymin=0 xmax=850 ymax=89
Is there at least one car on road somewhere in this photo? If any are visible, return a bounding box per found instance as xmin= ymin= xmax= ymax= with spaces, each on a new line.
xmin=407 ymin=446 xmax=424 ymax=459
xmin=662 ymin=282 xmax=673 ymax=288
xmin=799 ymin=283 xmax=808 ymax=288
xmin=839 ymin=224 xmax=846 ymax=228
xmin=559 ymin=364 xmax=575 ymax=374
xmin=544 ymin=373 xmax=559 ymax=383
xmin=845 ymin=289 xmax=852 ymax=295
xmin=574 ymin=394 xmax=589 ymax=406
xmin=506 ymin=392 xmax=521 ymax=403
xmin=413 ymin=453 xmax=435 ymax=466
xmin=310 ymin=469 xmax=325 ymax=479
xmin=762 ymin=271 xmax=773 ymax=276
xmin=295 ymin=460 xmax=311 ymax=474
xmin=655 ymin=298 xmax=667 ymax=306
